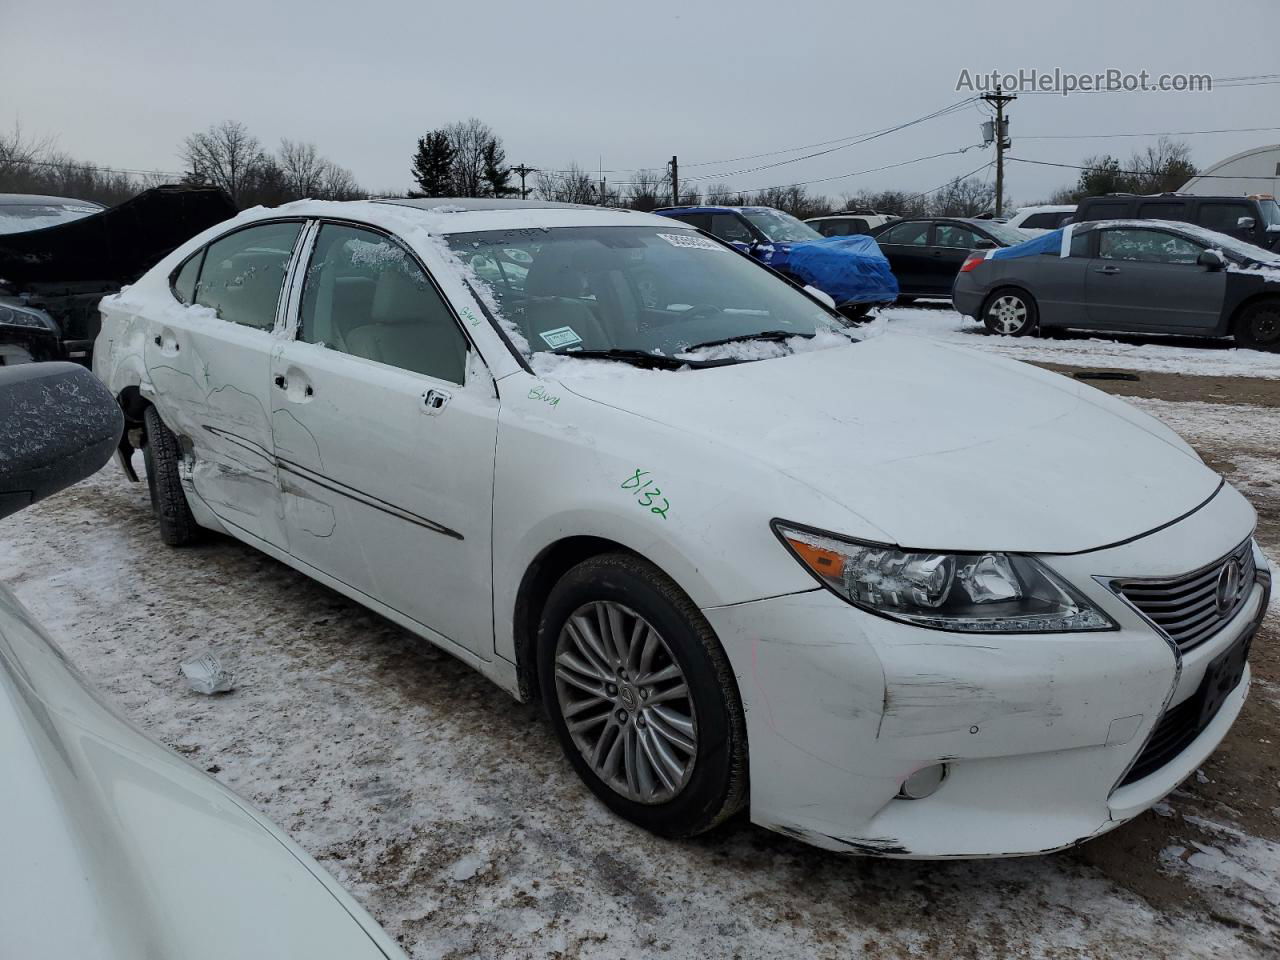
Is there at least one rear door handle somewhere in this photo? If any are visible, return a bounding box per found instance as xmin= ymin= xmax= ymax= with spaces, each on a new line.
xmin=1095 ymin=265 xmax=1121 ymax=275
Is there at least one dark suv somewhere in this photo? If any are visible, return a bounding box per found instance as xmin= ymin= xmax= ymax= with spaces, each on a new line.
xmin=1074 ymin=193 xmax=1280 ymax=253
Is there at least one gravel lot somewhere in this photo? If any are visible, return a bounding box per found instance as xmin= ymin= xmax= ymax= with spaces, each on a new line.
xmin=3 ymin=319 xmax=1278 ymax=959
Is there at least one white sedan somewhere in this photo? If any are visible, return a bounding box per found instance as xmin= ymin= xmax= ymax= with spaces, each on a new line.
xmin=95 ymin=198 xmax=1272 ymax=858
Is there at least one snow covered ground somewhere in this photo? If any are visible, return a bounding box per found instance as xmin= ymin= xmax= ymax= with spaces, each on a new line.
xmin=873 ymin=304 xmax=1280 ymax=379
xmin=3 ymin=379 xmax=1278 ymax=958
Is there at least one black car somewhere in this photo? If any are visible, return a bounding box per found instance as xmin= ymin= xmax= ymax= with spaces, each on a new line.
xmin=868 ymin=217 xmax=1030 ymax=300
xmin=1074 ymin=193 xmax=1280 ymax=253
xmin=0 ymin=186 xmax=235 ymax=366
xmin=951 ymin=219 xmax=1280 ymax=351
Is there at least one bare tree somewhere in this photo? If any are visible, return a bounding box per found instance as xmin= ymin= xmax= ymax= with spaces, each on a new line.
xmin=443 ymin=118 xmax=499 ymax=198
xmin=1125 ymin=137 xmax=1197 ymax=194
xmin=749 ymin=185 xmax=832 ymax=219
xmin=534 ymin=163 xmax=598 ymax=204
xmin=624 ymin=168 xmax=673 ymax=210
xmin=928 ymin=175 xmax=995 ymax=217
xmin=182 ymin=121 xmax=265 ymax=206
xmin=704 ymin=181 xmax=747 ymax=207
xmin=278 ymin=139 xmax=328 ymax=198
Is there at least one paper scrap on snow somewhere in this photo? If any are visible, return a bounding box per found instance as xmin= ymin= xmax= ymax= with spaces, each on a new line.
xmin=180 ymin=654 xmax=235 ymax=694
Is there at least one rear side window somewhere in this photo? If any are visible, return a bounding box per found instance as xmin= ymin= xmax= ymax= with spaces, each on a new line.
xmin=171 ymin=251 xmax=203 ymax=304
xmin=194 ymin=222 xmax=303 ymax=331
xmin=878 ymin=221 xmax=930 ymax=245
xmin=1136 ymin=201 xmax=1186 ymax=221
xmin=298 ymin=223 xmax=468 ymax=384
xmin=1079 ymin=201 xmax=1129 ymax=222
xmin=1022 ymin=212 xmax=1072 ymax=229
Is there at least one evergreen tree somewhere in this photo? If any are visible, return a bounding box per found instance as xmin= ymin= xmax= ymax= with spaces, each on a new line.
xmin=481 ymin=138 xmax=512 ymax=197
xmin=410 ymin=130 xmax=455 ymax=196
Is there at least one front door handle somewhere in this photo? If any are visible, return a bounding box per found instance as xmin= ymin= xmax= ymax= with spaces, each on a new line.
xmin=422 ymin=388 xmax=451 ymax=414
xmin=1095 ymin=265 xmax=1121 ymax=275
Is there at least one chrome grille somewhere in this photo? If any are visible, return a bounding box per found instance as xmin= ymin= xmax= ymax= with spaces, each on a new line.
xmin=1111 ymin=540 xmax=1256 ymax=653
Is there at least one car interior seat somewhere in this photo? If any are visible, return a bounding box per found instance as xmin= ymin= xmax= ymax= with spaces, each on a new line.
xmin=342 ymin=267 xmax=467 ymax=383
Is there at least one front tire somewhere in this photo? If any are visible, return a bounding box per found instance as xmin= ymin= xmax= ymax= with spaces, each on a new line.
xmin=536 ymin=554 xmax=747 ymax=838
xmin=983 ymin=288 xmax=1038 ymax=337
xmin=143 ymin=405 xmax=198 ymax=546
xmin=1235 ymin=300 xmax=1280 ymax=352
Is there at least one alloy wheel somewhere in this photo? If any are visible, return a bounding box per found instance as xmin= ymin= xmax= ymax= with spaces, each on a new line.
xmin=553 ymin=600 xmax=698 ymax=804
xmin=988 ymin=295 xmax=1028 ymax=334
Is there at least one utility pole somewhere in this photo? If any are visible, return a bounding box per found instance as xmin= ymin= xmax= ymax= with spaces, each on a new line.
xmin=980 ymin=87 xmax=1015 ymax=217
xmin=512 ymin=163 xmax=537 ymax=199
xmin=668 ymin=155 xmax=679 ymax=206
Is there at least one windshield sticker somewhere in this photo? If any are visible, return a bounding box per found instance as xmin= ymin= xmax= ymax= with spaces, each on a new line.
xmin=657 ymin=233 xmax=726 ymax=252
xmin=539 ymin=326 xmax=584 ymax=349
xmin=621 ymin=469 xmax=670 ymax=520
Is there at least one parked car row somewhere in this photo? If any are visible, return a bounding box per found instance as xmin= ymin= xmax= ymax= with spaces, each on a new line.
xmin=87 ymin=196 xmax=1270 ymax=862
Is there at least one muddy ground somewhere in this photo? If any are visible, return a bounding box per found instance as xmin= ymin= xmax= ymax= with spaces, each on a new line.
xmin=2 ymin=350 xmax=1277 ymax=959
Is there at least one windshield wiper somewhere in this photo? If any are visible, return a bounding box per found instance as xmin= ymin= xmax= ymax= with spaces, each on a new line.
xmin=682 ymin=329 xmax=813 ymax=352
xmin=555 ymin=348 xmax=714 ymax=369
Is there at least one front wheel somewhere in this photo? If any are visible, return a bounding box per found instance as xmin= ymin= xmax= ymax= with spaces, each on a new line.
xmin=983 ymin=289 xmax=1038 ymax=337
xmin=1235 ymin=300 xmax=1280 ymax=352
xmin=537 ymin=554 xmax=747 ymax=838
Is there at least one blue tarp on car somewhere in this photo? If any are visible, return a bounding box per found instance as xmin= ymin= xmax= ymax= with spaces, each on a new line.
xmin=988 ymin=228 xmax=1065 ymax=260
xmin=769 ymin=235 xmax=900 ymax=305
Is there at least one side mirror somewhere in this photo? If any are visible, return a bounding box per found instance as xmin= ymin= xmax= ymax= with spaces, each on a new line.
xmin=1197 ymin=249 xmax=1226 ymax=271
xmin=803 ymin=285 xmax=837 ymax=310
xmin=973 ymin=238 xmax=998 ymax=250
xmin=1237 ymin=216 xmax=1257 ymax=231
xmin=0 ymin=363 xmax=123 ymax=521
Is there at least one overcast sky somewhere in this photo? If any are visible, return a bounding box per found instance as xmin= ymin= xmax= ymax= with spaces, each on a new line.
xmin=4 ymin=0 xmax=1278 ymax=205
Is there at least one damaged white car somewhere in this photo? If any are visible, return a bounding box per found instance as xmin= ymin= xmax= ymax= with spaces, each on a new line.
xmin=95 ymin=198 xmax=1272 ymax=858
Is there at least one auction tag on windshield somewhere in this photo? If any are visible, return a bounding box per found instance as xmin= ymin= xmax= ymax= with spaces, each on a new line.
xmin=657 ymin=233 xmax=726 ymax=251
xmin=539 ymin=326 xmax=584 ymax=349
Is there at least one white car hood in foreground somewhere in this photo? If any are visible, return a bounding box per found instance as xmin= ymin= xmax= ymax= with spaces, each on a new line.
xmin=558 ymin=334 xmax=1221 ymax=554
xmin=0 ymin=586 xmax=404 ymax=960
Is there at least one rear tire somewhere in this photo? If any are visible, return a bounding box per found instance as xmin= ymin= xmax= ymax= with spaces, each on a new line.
xmin=983 ymin=288 xmax=1038 ymax=337
xmin=143 ymin=405 xmax=198 ymax=546
xmin=1234 ymin=300 xmax=1280 ymax=352
xmin=536 ymin=553 xmax=747 ymax=838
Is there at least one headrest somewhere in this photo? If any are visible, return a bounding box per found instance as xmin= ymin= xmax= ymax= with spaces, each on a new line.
xmin=371 ymin=267 xmax=428 ymax=324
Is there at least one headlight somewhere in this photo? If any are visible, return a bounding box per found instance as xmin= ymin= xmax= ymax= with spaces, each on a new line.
xmin=0 ymin=303 xmax=57 ymax=331
xmin=774 ymin=522 xmax=1115 ymax=633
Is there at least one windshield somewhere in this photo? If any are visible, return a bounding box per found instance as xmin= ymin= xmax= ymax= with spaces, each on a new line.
xmin=981 ymin=222 xmax=1034 ymax=246
xmin=1259 ymin=199 xmax=1280 ymax=228
xmin=446 ymin=225 xmax=842 ymax=358
xmin=0 ymin=201 xmax=103 ymax=235
xmin=741 ymin=209 xmax=824 ymax=243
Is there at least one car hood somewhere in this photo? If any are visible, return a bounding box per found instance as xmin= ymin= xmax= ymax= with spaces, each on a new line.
xmin=0 ymin=585 xmax=404 ymax=960
xmin=557 ymin=334 xmax=1221 ymax=554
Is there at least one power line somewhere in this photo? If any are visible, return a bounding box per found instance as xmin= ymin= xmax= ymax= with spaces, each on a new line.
xmin=680 ymin=98 xmax=980 ymax=182
xmin=1007 ymin=156 xmax=1279 ymax=179
xmin=681 ymin=97 xmax=978 ymax=169
xmin=1020 ymin=124 xmax=1280 ymax=141
xmin=5 ymin=156 xmax=187 ymax=179
xmin=726 ymin=145 xmax=988 ymax=195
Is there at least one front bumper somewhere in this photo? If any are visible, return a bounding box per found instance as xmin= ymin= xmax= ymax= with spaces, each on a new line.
xmin=704 ymin=489 xmax=1269 ymax=858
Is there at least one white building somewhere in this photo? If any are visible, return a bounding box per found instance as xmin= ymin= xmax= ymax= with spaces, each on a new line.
xmin=1181 ymin=144 xmax=1280 ymax=196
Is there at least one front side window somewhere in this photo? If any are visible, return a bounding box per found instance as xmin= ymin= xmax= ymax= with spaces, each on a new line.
xmin=298 ymin=223 xmax=467 ymax=384
xmin=740 ymin=209 xmax=823 ymax=243
xmin=1097 ymin=228 xmax=1203 ymax=264
xmin=446 ymin=225 xmax=840 ymax=359
xmin=194 ymin=222 xmax=303 ymax=330
xmin=877 ymin=221 xmax=930 ymax=245
xmin=1197 ymin=202 xmax=1254 ymax=235
xmin=934 ymin=224 xmax=980 ymax=249
xmin=708 ymin=213 xmax=753 ymax=244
